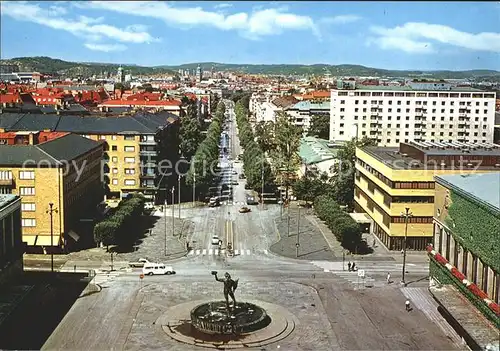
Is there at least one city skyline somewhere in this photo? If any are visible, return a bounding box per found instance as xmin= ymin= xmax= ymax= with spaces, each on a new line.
xmin=1 ymin=1 xmax=499 ymax=71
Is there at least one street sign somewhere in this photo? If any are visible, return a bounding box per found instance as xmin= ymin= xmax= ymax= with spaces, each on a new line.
xmin=357 ymin=269 xmax=365 ymax=278
xmin=295 ymin=243 xmax=300 ymax=247
xmin=139 ymin=274 xmax=144 ymax=280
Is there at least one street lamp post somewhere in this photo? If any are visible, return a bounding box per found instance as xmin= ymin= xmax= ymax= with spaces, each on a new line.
xmin=261 ymin=161 xmax=264 ymax=210
xmin=164 ymin=197 xmax=167 ymax=256
xmin=178 ymin=175 xmax=181 ymax=219
xmin=192 ymin=169 xmax=196 ymax=207
xmin=296 ymin=201 xmax=300 ymax=257
xmin=171 ymin=187 xmax=175 ymax=236
xmin=46 ymin=203 xmax=58 ymax=273
xmin=401 ymin=207 xmax=413 ymax=285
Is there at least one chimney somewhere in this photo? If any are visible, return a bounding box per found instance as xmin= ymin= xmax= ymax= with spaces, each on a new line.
xmin=28 ymin=133 xmax=34 ymax=145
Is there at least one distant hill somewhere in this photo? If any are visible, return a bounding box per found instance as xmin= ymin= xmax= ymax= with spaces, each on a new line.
xmin=1 ymin=56 xmax=499 ymax=80
xmin=165 ymin=62 xmax=500 ymax=79
xmin=0 ymin=56 xmax=175 ymax=77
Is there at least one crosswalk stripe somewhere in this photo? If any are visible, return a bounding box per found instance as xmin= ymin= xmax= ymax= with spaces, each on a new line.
xmin=209 ymin=249 xmax=213 ymax=255
xmin=240 ymin=250 xmax=245 ymax=256
xmin=195 ymin=249 xmax=200 ymax=255
xmin=202 ymin=249 xmax=207 ymax=255
xmin=214 ymin=249 xmax=219 ymax=255
xmin=234 ymin=249 xmax=239 ymax=255
xmin=246 ymin=249 xmax=251 ymax=255
xmin=188 ymin=250 xmax=194 ymax=255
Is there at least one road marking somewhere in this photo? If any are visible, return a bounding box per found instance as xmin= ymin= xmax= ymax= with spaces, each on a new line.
xmin=264 ymin=249 xmax=268 ymax=254
xmin=195 ymin=249 xmax=200 ymax=255
xmin=209 ymin=249 xmax=213 ymax=255
xmin=246 ymin=249 xmax=251 ymax=255
xmin=214 ymin=249 xmax=218 ymax=255
xmin=188 ymin=250 xmax=194 ymax=255
xmin=202 ymin=249 xmax=207 ymax=255
xmin=234 ymin=249 xmax=239 ymax=255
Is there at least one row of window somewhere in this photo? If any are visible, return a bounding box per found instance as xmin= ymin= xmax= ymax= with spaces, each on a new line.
xmin=110 ymin=179 xmax=137 ymax=186
xmin=105 ymin=157 xmax=137 ymax=163
xmin=342 ymin=115 xmax=490 ymax=124
xmin=22 ymin=218 xmax=36 ymax=227
xmin=339 ymin=106 xmax=491 ymax=116
xmin=340 ymin=99 xmax=491 ymax=107
xmin=107 ymin=145 xmax=136 ymax=152
xmin=356 ymin=159 xmax=436 ymax=189
xmin=337 ymin=91 xmax=495 ymax=99
xmin=0 ymin=171 xmax=35 ymax=180
xmin=84 ymin=135 xmax=138 ymax=141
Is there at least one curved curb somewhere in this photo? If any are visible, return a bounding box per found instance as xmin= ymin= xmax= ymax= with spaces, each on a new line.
xmin=158 ymin=298 xmax=297 ymax=349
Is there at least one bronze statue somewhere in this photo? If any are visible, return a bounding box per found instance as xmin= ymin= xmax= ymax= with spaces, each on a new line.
xmin=213 ymin=271 xmax=238 ymax=311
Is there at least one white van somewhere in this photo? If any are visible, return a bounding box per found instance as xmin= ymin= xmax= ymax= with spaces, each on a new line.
xmin=142 ymin=263 xmax=175 ymax=276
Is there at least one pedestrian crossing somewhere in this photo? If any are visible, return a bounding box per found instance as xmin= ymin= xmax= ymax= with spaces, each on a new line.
xmin=310 ymin=261 xmax=429 ymax=289
xmin=92 ymin=268 xmax=130 ymax=286
xmin=188 ymin=248 xmax=269 ymax=257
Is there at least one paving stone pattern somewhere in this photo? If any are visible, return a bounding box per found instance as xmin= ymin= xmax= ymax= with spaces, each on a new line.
xmin=124 ymin=281 xmax=337 ymax=350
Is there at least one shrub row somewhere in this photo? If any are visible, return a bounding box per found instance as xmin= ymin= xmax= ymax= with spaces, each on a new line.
xmin=94 ymin=193 xmax=146 ymax=248
xmin=314 ymin=195 xmax=362 ymax=251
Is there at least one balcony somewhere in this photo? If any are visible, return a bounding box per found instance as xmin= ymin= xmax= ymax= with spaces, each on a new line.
xmin=0 ymin=178 xmax=13 ymax=186
xmin=140 ymin=172 xmax=156 ymax=179
xmin=139 ymin=149 xmax=157 ymax=156
xmin=139 ymin=139 xmax=156 ymax=146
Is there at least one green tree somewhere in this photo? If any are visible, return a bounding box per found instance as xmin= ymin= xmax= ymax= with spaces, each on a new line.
xmin=254 ymin=121 xmax=276 ymax=154
xmin=142 ymin=83 xmax=154 ymax=92
xmin=179 ymin=102 xmax=203 ymax=161
xmin=331 ymin=136 xmax=377 ymax=209
xmin=307 ymin=114 xmax=330 ymax=140
xmin=93 ymin=221 xmax=119 ymax=251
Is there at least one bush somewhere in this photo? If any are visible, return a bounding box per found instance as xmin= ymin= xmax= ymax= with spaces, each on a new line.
xmin=314 ymin=195 xmax=362 ymax=251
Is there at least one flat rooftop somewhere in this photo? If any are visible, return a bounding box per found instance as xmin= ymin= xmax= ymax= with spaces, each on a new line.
xmin=0 ymin=194 xmax=18 ymax=209
xmin=435 ymin=173 xmax=500 ymax=211
xmin=407 ymin=140 xmax=500 ymax=156
xmin=334 ymin=85 xmax=488 ymax=93
xmin=360 ymin=142 xmax=500 ymax=171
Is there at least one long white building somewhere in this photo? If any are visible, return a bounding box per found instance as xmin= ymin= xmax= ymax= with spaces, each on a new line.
xmin=330 ymin=81 xmax=497 ymax=146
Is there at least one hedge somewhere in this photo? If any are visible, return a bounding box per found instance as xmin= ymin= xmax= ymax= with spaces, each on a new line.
xmin=314 ymin=195 xmax=362 ymax=251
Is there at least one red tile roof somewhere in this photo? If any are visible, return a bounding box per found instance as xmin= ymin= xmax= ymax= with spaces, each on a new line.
xmin=38 ymin=131 xmax=70 ymax=143
xmin=99 ymin=99 xmax=182 ymax=107
xmin=126 ymin=92 xmax=163 ymax=101
xmin=0 ymin=93 xmax=22 ymax=104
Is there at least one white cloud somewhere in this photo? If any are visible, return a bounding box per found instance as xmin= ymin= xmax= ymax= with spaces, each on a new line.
xmin=214 ymin=3 xmax=233 ymax=9
xmin=49 ymin=5 xmax=67 ymax=16
xmin=320 ymin=15 xmax=361 ymax=25
xmin=370 ymin=22 xmax=500 ymax=54
xmin=83 ymin=1 xmax=320 ymax=39
xmin=84 ymin=43 xmax=127 ymax=52
xmin=1 ymin=2 xmax=158 ymax=44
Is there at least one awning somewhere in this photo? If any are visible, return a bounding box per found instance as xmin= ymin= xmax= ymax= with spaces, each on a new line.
xmin=23 ymin=235 xmax=57 ymax=246
xmin=350 ymin=212 xmax=372 ymax=224
xmin=67 ymin=230 xmax=80 ymax=242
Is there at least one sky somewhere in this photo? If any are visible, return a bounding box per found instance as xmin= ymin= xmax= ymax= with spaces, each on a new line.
xmin=1 ymin=1 xmax=499 ymax=71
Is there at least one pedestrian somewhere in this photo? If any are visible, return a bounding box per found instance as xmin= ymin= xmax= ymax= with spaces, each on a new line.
xmin=405 ymin=300 xmax=411 ymax=311
xmin=401 ymin=249 xmax=404 ymax=255
xmin=387 ymin=272 xmax=391 ymax=284
xmin=372 ymin=238 xmax=376 ymax=247
xmin=347 ymin=261 xmax=352 ymax=271
xmin=351 ymin=262 xmax=356 ymax=271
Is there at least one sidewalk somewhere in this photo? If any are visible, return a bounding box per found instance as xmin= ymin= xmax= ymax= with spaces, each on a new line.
xmin=270 ymin=208 xmax=336 ymax=261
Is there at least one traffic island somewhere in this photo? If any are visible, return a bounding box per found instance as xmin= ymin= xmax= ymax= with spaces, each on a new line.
xmin=158 ymin=299 xmax=296 ymax=349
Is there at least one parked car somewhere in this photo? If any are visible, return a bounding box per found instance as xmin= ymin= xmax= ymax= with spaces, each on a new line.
xmin=212 ymin=235 xmax=221 ymax=245
xmin=129 ymin=258 xmax=150 ymax=268
xmin=209 ymin=197 xmax=220 ymax=207
xmin=239 ymin=207 xmax=251 ymax=213
xmin=142 ymin=263 xmax=176 ymax=276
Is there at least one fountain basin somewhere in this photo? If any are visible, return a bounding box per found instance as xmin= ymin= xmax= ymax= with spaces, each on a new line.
xmin=190 ymin=301 xmax=270 ymax=335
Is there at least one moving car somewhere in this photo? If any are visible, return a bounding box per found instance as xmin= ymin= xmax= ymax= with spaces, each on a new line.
xmin=142 ymin=263 xmax=176 ymax=276
xmin=239 ymin=206 xmax=251 ymax=213
xmin=129 ymin=258 xmax=150 ymax=268
xmin=208 ymin=197 xmax=220 ymax=207
xmin=246 ymin=196 xmax=259 ymax=205
xmin=212 ymin=235 xmax=221 ymax=245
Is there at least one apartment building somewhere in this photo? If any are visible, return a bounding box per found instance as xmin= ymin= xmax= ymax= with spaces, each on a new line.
xmin=0 ymin=134 xmax=104 ymax=249
xmin=0 ymin=194 xmax=23 ymax=283
xmin=0 ymin=110 xmax=180 ymax=202
xmin=287 ymin=101 xmax=330 ymax=131
xmin=354 ymin=140 xmax=500 ymax=251
xmin=330 ymin=81 xmax=497 ymax=146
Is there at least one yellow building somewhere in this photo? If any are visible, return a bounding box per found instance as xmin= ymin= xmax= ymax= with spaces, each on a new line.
xmin=354 ymin=140 xmax=500 ymax=250
xmin=0 ymin=110 xmax=180 ymax=203
xmin=0 ymin=134 xmax=104 ymax=250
